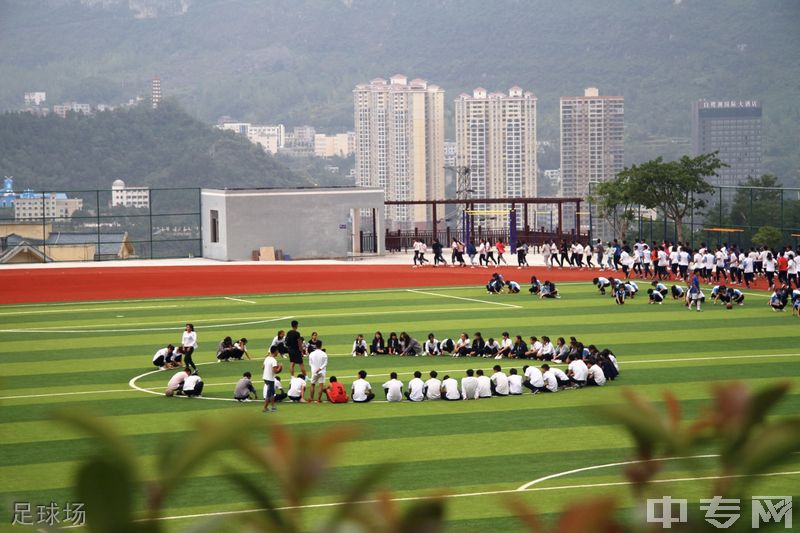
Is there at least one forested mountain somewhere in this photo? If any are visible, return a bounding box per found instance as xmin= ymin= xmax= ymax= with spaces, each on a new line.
xmin=0 ymin=102 xmax=305 ymax=190
xmin=1 ymin=0 xmax=799 ymax=184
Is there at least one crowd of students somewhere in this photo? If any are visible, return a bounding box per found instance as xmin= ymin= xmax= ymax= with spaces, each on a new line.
xmin=412 ymin=238 xmax=531 ymax=268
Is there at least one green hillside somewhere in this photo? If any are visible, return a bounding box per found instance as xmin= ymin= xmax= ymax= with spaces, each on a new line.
xmin=1 ymin=0 xmax=799 ymax=182
xmin=0 ymin=102 xmax=306 ymax=190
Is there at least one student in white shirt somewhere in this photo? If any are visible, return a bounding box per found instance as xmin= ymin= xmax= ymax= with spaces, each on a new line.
xmin=153 ymin=344 xmax=175 ymax=369
xmin=424 ymin=370 xmax=442 ymax=400
xmin=567 ymin=355 xmax=589 ymax=387
xmin=454 ymin=332 xmax=471 ymax=357
xmin=538 ymin=336 xmax=555 ymax=361
xmin=351 ymin=370 xmax=374 ymax=403
xmin=288 ymin=374 xmax=307 ymax=402
xmin=182 ymin=373 xmax=204 ymax=397
xmin=382 ymin=372 xmax=404 ymax=402
xmin=460 ymin=369 xmax=479 ymax=400
xmin=405 ymin=371 xmax=425 ymax=402
xmin=549 ymin=365 xmax=570 ymax=388
xmin=507 ymin=368 xmax=523 ymax=395
xmin=424 ymin=333 xmax=440 ymax=356
xmin=441 ymin=375 xmax=462 ymax=400
xmin=308 ymin=346 xmax=328 ymax=402
xmin=262 ymin=346 xmax=282 ymax=412
xmin=351 ymin=334 xmax=368 ymax=357
xmin=490 ymin=365 xmax=510 ymax=396
xmin=498 ymin=332 xmax=513 ymax=358
xmin=522 ymin=364 xmax=545 ymax=393
xmin=475 ymin=369 xmax=492 ymax=398
xmin=180 ymin=323 xmax=198 ymax=372
xmin=587 ymin=361 xmax=607 ymax=386
xmin=541 ymin=365 xmax=558 ymax=392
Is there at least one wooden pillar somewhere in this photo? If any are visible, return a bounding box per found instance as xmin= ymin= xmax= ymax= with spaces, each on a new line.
xmin=557 ymin=202 xmax=563 ymax=240
xmin=432 ymin=202 xmax=438 ymax=240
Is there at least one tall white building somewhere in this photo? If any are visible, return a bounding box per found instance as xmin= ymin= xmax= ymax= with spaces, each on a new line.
xmin=354 ymin=75 xmax=444 ymax=229
xmin=455 ymin=86 xmax=538 ymax=229
xmin=24 ymin=92 xmax=46 ymax=106
xmin=560 ymin=87 xmax=624 ymax=232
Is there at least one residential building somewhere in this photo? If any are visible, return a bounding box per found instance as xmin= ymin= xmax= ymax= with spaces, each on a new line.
xmin=455 ymin=86 xmax=538 ymax=229
xmin=13 ymin=191 xmax=83 ymax=221
xmin=443 ymin=140 xmax=457 ymax=168
xmin=692 ymin=99 xmax=762 ymax=192
xmin=152 ymin=76 xmax=162 ymax=109
xmin=314 ymin=132 xmax=355 ymax=158
xmin=111 ymin=179 xmax=150 ymax=209
xmin=24 ymin=92 xmax=46 ymax=106
xmin=560 ymin=87 xmax=624 ymax=232
xmin=354 ymin=75 xmax=445 ymax=229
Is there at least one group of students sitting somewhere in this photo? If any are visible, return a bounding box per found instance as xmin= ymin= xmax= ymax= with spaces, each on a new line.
xmin=346 ymin=354 xmax=619 ymax=404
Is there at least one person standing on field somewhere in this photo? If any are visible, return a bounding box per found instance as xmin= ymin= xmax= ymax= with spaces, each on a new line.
xmin=285 ymin=320 xmax=306 ymax=376
xmin=308 ymin=344 xmax=328 ymax=402
xmin=180 ymin=323 xmax=198 ymax=372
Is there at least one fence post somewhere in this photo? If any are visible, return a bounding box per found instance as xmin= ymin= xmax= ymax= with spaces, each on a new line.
xmin=96 ymin=189 xmax=101 ymax=262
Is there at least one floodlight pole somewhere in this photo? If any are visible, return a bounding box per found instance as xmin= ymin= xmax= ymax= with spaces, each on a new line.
xmin=446 ymin=165 xmax=471 ymax=242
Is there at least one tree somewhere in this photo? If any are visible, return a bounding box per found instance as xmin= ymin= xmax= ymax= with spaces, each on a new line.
xmin=620 ymin=153 xmax=723 ymax=242
xmin=751 ymin=225 xmax=783 ymax=250
xmin=591 ymin=175 xmax=637 ymax=241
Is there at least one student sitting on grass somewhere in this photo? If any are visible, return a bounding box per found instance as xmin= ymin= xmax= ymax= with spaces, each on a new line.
xmin=351 ymin=334 xmax=368 ymax=357
xmin=614 ymin=282 xmax=626 ymax=305
xmin=323 ymin=376 xmax=349 ymax=403
xmin=651 ymin=280 xmax=668 ymax=297
xmin=440 ymin=375 xmax=462 ymax=401
xmin=506 ymin=280 xmax=521 ymax=293
xmin=528 ymin=276 xmax=542 ymax=295
xmin=387 ymin=332 xmax=401 ymax=355
xmin=424 ymin=333 xmax=440 ymax=356
xmin=475 ymin=369 xmax=492 ymax=398
xmin=288 ymin=374 xmax=307 ymax=402
xmin=370 ymin=331 xmax=386 ymax=355
xmin=508 ymin=368 xmax=524 ymax=395
xmin=586 ymin=359 xmax=607 ymax=387
xmin=490 ymin=365 xmax=509 ymax=396
xmin=352 ymin=370 xmax=375 ymax=403
xmin=522 ymin=364 xmax=546 ymax=393
xmin=424 ymin=371 xmax=442 ymax=400
xmin=383 ymin=372 xmax=404 ymax=402
xmin=539 ymin=280 xmax=559 ymax=299
xmin=567 ymin=355 xmax=589 ymax=388
xmin=647 ymin=288 xmax=664 ymax=304
xmin=405 ymin=371 xmax=425 ymax=402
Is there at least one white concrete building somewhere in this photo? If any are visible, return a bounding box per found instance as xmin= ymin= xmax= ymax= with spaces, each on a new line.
xmin=314 ymin=132 xmax=355 ymax=158
xmin=111 ymin=179 xmax=150 ymax=208
xmin=14 ymin=192 xmax=83 ymax=221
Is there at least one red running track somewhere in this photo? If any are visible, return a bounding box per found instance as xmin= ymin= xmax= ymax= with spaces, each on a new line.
xmin=0 ymin=264 xmax=771 ymax=304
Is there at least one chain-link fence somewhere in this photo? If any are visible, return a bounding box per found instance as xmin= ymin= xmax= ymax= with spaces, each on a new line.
xmin=0 ymin=188 xmax=201 ymax=264
xmin=588 ymin=185 xmax=800 ymax=250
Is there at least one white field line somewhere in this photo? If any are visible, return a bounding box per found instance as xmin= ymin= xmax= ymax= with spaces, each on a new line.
xmin=0 ymin=304 xmax=179 ymax=316
xmin=406 ymin=289 xmax=523 ymax=309
xmin=0 ymin=315 xmax=282 ymax=331
xmin=0 ymin=389 xmax=139 ymax=400
xmin=0 ymin=316 xmax=293 ymax=334
xmin=0 ymin=305 xmax=512 ymax=334
xmin=224 ymin=297 xmax=256 ymax=304
xmin=146 ymin=469 xmax=800 ymax=523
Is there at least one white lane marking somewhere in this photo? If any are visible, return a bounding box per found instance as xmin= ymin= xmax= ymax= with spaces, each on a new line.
xmin=0 ymin=315 xmax=293 ymax=334
xmin=623 ymin=352 xmax=800 ymax=365
xmin=0 ymin=305 xmax=178 ymax=316
xmin=0 ymin=389 xmax=138 ymax=400
xmin=148 ymin=469 xmax=800 ymax=523
xmin=515 ymin=454 xmax=719 ymax=490
xmin=406 ymin=289 xmax=522 ymax=309
xmin=224 ymin=297 xmax=257 ymax=304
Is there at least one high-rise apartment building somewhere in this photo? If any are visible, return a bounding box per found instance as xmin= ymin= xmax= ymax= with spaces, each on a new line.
xmin=455 ymin=86 xmax=537 ymax=229
xmin=354 ymin=75 xmax=444 ymax=229
xmin=692 ymin=99 xmax=762 ymax=190
xmin=151 ymin=76 xmax=162 ymax=109
xmin=560 ymin=87 xmax=624 ymax=232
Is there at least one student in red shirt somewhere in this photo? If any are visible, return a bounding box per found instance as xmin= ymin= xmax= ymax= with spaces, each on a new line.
xmin=495 ymin=239 xmax=508 ymax=265
xmin=777 ymin=252 xmax=790 ymax=286
xmin=323 ymin=376 xmax=349 ymax=403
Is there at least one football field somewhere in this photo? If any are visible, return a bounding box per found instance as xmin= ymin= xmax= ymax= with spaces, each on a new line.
xmin=1 ymin=282 xmax=799 ymax=530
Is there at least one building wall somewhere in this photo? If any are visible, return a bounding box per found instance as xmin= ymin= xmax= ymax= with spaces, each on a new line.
xmin=201 ymin=188 xmax=385 ymax=261
xmin=14 ymin=196 xmax=83 ymax=221
xmin=0 ymin=223 xmax=52 ymax=240
xmin=560 ymin=87 xmax=624 ymax=234
xmin=692 ymin=100 xmax=762 ymax=189
xmin=455 ymin=87 xmax=538 ymax=229
xmin=353 ymin=75 xmax=444 ymax=230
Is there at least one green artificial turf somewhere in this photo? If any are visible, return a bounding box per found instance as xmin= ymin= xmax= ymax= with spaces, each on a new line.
xmin=1 ymin=282 xmax=798 ymax=531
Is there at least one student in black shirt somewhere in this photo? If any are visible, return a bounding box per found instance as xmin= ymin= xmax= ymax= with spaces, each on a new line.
xmin=285 ymin=320 xmax=306 ymax=376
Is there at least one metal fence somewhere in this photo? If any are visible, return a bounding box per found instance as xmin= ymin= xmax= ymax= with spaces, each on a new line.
xmin=0 ymin=188 xmax=201 ymax=264
xmin=606 ymin=185 xmax=800 ymax=250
